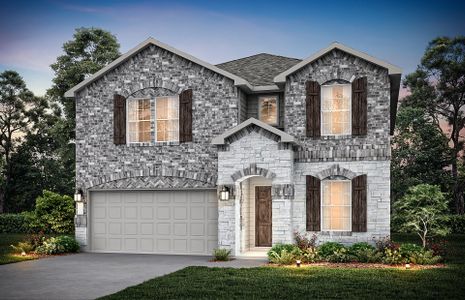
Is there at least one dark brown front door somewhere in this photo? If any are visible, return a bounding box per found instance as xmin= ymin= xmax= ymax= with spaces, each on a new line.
xmin=255 ymin=186 xmax=272 ymax=247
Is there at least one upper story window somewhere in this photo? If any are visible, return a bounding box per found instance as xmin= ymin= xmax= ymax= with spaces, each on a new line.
xmin=258 ymin=95 xmax=278 ymax=126
xmin=321 ymin=180 xmax=351 ymax=231
xmin=156 ymin=96 xmax=179 ymax=142
xmin=127 ymin=96 xmax=179 ymax=143
xmin=321 ymin=83 xmax=351 ymax=135
xmin=127 ymin=98 xmax=151 ymax=143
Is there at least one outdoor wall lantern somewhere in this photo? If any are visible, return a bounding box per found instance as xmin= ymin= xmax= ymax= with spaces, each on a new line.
xmin=74 ymin=189 xmax=84 ymax=215
xmin=219 ymin=186 xmax=230 ymax=201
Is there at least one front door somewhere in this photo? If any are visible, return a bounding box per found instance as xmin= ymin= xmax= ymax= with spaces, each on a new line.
xmin=255 ymin=186 xmax=272 ymax=247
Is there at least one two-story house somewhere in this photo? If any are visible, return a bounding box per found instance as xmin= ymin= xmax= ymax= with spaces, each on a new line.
xmin=66 ymin=37 xmax=401 ymax=257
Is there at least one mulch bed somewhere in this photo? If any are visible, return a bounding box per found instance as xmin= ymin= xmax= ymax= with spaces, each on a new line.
xmin=269 ymin=262 xmax=445 ymax=269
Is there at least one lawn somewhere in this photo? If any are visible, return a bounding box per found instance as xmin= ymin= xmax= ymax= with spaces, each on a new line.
xmin=100 ymin=234 xmax=465 ymax=300
xmin=0 ymin=233 xmax=37 ymax=265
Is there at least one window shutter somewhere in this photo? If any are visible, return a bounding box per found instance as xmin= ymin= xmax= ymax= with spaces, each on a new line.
xmin=352 ymin=174 xmax=367 ymax=232
xmin=179 ymin=89 xmax=193 ymax=142
xmin=352 ymin=77 xmax=367 ymax=135
xmin=306 ymin=175 xmax=321 ymax=231
xmin=305 ymin=80 xmax=320 ymax=137
xmin=113 ymin=94 xmax=126 ymax=145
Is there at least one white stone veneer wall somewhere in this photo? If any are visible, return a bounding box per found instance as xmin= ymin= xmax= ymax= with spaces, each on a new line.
xmin=293 ymin=160 xmax=390 ymax=244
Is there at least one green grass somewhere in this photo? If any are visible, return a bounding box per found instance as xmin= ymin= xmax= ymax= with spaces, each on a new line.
xmin=0 ymin=233 xmax=37 ymax=265
xmin=100 ymin=234 xmax=465 ymax=300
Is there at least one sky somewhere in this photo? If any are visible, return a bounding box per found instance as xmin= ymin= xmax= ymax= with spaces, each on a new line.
xmin=0 ymin=0 xmax=464 ymax=96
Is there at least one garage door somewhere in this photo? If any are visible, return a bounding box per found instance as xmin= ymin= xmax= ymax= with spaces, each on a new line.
xmin=90 ymin=190 xmax=218 ymax=255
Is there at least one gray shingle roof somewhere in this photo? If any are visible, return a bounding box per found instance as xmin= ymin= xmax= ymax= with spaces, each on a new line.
xmin=216 ymin=53 xmax=301 ymax=86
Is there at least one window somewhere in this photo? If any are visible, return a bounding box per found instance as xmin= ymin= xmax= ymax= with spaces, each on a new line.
xmin=127 ymin=98 xmax=151 ymax=143
xmin=156 ymin=96 xmax=179 ymax=142
xmin=258 ymin=96 xmax=278 ymax=125
xmin=321 ymin=180 xmax=351 ymax=231
xmin=321 ymin=84 xmax=351 ymax=135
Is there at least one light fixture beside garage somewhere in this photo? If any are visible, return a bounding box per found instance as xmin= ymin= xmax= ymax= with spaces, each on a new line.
xmin=219 ymin=186 xmax=230 ymax=201
xmin=74 ymin=189 xmax=84 ymax=215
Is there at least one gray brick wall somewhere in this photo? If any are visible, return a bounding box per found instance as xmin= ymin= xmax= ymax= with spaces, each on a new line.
xmin=75 ymin=44 xmax=239 ymax=191
xmin=284 ymin=49 xmax=391 ymax=162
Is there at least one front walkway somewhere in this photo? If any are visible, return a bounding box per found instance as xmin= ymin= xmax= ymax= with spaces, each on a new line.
xmin=0 ymin=253 xmax=265 ymax=300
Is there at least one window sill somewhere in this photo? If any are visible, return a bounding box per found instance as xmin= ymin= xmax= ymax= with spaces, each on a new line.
xmin=320 ymin=231 xmax=352 ymax=236
xmin=126 ymin=141 xmax=181 ymax=147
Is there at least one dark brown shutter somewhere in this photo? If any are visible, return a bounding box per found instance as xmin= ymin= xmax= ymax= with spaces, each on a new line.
xmin=306 ymin=175 xmax=321 ymax=231
xmin=352 ymin=174 xmax=367 ymax=232
xmin=306 ymin=80 xmax=320 ymax=137
xmin=179 ymin=89 xmax=193 ymax=142
xmin=113 ymin=94 xmax=126 ymax=145
xmin=352 ymin=77 xmax=368 ymax=135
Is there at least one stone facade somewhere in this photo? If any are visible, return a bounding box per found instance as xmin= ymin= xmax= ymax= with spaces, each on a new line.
xmin=73 ymin=40 xmax=393 ymax=254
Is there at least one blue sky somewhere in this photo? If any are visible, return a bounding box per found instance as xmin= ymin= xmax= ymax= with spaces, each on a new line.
xmin=1 ymin=0 xmax=464 ymax=96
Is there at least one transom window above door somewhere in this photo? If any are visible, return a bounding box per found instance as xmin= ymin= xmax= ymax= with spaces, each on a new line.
xmin=258 ymin=95 xmax=278 ymax=126
xmin=127 ymin=96 xmax=179 ymax=143
xmin=321 ymin=83 xmax=351 ymax=135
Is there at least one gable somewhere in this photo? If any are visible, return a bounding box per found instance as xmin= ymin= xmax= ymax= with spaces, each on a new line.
xmin=65 ymin=37 xmax=249 ymax=97
xmin=212 ymin=118 xmax=296 ymax=145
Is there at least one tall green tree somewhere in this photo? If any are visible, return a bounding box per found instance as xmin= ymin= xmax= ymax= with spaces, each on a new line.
xmin=47 ymin=27 xmax=120 ymax=194
xmin=392 ymin=105 xmax=452 ymax=204
xmin=0 ymin=70 xmax=37 ymax=213
xmin=403 ymin=36 xmax=465 ymax=214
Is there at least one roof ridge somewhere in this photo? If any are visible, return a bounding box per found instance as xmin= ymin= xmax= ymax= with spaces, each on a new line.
xmin=216 ymin=52 xmax=301 ymax=66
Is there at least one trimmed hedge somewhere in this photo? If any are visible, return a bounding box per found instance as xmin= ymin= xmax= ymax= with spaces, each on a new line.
xmin=0 ymin=213 xmax=30 ymax=233
xmin=448 ymin=215 xmax=465 ymax=234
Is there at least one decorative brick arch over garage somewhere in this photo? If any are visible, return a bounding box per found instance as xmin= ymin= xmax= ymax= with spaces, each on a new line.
xmin=84 ymin=166 xmax=217 ymax=190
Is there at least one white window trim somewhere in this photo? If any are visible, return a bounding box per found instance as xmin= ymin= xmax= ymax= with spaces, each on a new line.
xmin=126 ymin=97 xmax=152 ymax=145
xmin=320 ymin=179 xmax=352 ymax=232
xmin=321 ymin=83 xmax=352 ymax=136
xmin=154 ymin=95 xmax=179 ymax=143
xmin=258 ymin=95 xmax=279 ymax=126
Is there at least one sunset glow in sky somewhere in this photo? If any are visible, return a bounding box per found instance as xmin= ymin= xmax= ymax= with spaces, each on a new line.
xmin=1 ymin=0 xmax=464 ymax=96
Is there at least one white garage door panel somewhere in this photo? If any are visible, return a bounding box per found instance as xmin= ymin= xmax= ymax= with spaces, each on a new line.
xmin=90 ymin=190 xmax=218 ymax=255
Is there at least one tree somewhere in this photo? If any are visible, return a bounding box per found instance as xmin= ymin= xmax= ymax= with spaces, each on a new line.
xmin=391 ymin=105 xmax=452 ymax=204
xmin=403 ymin=36 xmax=465 ymax=214
xmin=0 ymin=70 xmax=36 ymax=213
xmin=394 ymin=184 xmax=450 ymax=247
xmin=46 ymin=27 xmax=120 ymax=195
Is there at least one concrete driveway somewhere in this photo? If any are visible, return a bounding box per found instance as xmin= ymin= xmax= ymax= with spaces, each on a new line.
xmin=0 ymin=253 xmax=265 ymax=300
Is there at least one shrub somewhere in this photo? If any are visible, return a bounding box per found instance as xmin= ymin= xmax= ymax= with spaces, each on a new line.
xmin=28 ymin=190 xmax=75 ymax=234
xmin=448 ymin=214 xmax=465 ymax=234
xmin=35 ymin=236 xmax=79 ymax=255
xmin=268 ymin=249 xmax=296 ymax=265
xmin=10 ymin=241 xmax=35 ymax=254
xmin=409 ymin=249 xmax=442 ymax=265
xmin=426 ymin=238 xmax=447 ymax=257
xmin=349 ymin=242 xmax=375 ymax=255
xmin=0 ymin=213 xmax=29 ymax=233
xmin=301 ymin=247 xmax=321 ymax=263
xmin=399 ymin=243 xmax=424 ymax=258
xmin=326 ymin=247 xmax=353 ymax=263
xmin=267 ymin=243 xmax=299 ymax=257
xmin=374 ymin=236 xmax=400 ymax=252
xmin=382 ymin=249 xmax=404 ymax=265
xmin=318 ymin=242 xmax=345 ymax=258
xmin=212 ymin=248 xmax=231 ymax=261
xmin=294 ymin=231 xmax=318 ymax=250
xmin=354 ymin=248 xmax=383 ymax=263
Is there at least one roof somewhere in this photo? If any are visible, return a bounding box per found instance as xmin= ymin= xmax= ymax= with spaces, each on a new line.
xmin=216 ymin=53 xmax=301 ymax=86
xmin=274 ymin=42 xmax=402 ymax=83
xmin=212 ymin=118 xmax=296 ymax=145
xmin=65 ymin=37 xmax=250 ymax=97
